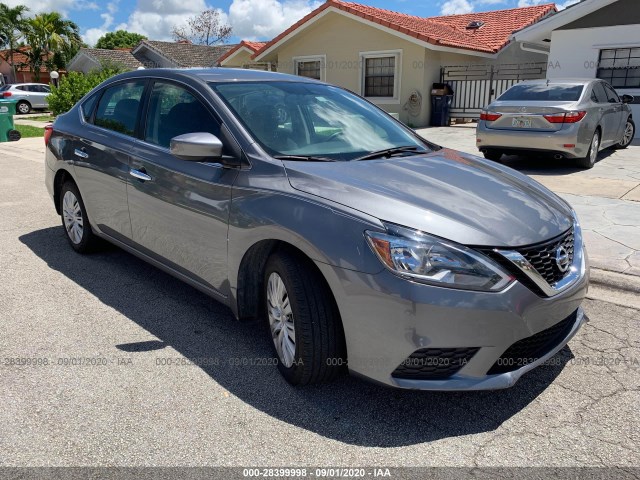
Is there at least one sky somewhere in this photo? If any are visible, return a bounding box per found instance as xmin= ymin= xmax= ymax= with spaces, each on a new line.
xmin=0 ymin=0 xmax=581 ymax=47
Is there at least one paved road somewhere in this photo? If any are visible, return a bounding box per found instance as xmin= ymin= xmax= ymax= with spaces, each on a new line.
xmin=418 ymin=125 xmax=640 ymax=276
xmin=0 ymin=139 xmax=639 ymax=468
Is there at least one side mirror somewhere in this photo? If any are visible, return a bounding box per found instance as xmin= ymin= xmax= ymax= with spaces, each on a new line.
xmin=170 ymin=132 xmax=223 ymax=161
xmin=622 ymin=94 xmax=635 ymax=104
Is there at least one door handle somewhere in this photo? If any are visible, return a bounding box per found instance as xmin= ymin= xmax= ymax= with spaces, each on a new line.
xmin=129 ymin=168 xmax=152 ymax=182
xmin=74 ymin=148 xmax=89 ymax=159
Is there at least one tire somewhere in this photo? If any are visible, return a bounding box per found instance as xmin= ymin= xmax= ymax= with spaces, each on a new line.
xmin=615 ymin=119 xmax=635 ymax=149
xmin=16 ymin=101 xmax=31 ymax=115
xmin=576 ymin=130 xmax=600 ymax=169
xmin=483 ymin=151 xmax=502 ymax=162
xmin=264 ymin=250 xmax=346 ymax=386
xmin=59 ymin=181 xmax=100 ymax=253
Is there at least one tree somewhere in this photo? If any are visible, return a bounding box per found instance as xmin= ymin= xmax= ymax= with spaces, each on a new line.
xmin=47 ymin=64 xmax=126 ymax=115
xmin=95 ymin=30 xmax=146 ymax=50
xmin=0 ymin=3 xmax=30 ymax=82
xmin=22 ymin=12 xmax=83 ymax=81
xmin=171 ymin=9 xmax=232 ymax=46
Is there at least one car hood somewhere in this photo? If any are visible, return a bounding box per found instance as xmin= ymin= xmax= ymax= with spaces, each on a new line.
xmin=284 ymin=149 xmax=573 ymax=247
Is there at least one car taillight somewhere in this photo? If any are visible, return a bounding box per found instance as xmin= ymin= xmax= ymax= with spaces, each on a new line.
xmin=480 ymin=111 xmax=502 ymax=122
xmin=543 ymin=111 xmax=587 ymax=124
xmin=44 ymin=124 xmax=53 ymax=146
xmin=2 ymin=91 xmax=12 ymax=97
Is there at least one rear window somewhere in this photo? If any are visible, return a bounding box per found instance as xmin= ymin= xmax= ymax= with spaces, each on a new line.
xmin=0 ymin=85 xmax=9 ymax=92
xmin=498 ymin=84 xmax=584 ymax=102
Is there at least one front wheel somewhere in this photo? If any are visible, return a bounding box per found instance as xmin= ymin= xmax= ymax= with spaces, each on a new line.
xmin=264 ymin=250 xmax=346 ymax=386
xmin=576 ymin=130 xmax=600 ymax=169
xmin=615 ymin=119 xmax=635 ymax=149
xmin=60 ymin=181 xmax=101 ymax=253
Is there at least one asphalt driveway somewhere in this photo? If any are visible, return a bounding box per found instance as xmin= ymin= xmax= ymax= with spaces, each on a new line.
xmin=0 ymin=137 xmax=638 ymax=471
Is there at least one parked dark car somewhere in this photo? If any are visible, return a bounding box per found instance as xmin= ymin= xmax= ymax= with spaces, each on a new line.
xmin=45 ymin=69 xmax=589 ymax=390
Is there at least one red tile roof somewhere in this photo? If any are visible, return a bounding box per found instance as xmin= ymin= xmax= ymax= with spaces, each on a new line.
xmin=0 ymin=47 xmax=52 ymax=72
xmin=217 ymin=40 xmax=268 ymax=64
xmin=254 ymin=0 xmax=556 ymax=58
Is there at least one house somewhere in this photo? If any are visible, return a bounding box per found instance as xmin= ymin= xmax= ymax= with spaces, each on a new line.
xmin=512 ymin=0 xmax=639 ymax=138
xmin=68 ymin=40 xmax=237 ymax=74
xmin=0 ymin=48 xmax=56 ymax=84
xmin=66 ymin=48 xmax=144 ymax=73
xmin=246 ymin=0 xmax=557 ymax=126
xmin=218 ymin=40 xmax=270 ymax=69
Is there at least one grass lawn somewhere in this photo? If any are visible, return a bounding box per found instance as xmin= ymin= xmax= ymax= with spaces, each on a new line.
xmin=24 ymin=115 xmax=55 ymax=122
xmin=15 ymin=124 xmax=44 ymax=138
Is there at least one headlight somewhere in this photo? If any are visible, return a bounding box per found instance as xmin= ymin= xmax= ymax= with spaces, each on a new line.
xmin=365 ymin=223 xmax=513 ymax=292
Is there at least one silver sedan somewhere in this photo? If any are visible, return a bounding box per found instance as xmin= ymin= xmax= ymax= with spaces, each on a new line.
xmin=476 ymin=79 xmax=635 ymax=169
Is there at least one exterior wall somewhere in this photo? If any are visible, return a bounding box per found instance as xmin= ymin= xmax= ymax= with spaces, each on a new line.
xmin=274 ymin=12 xmax=431 ymax=126
xmin=547 ymin=25 xmax=640 ymax=138
xmin=135 ymin=48 xmax=176 ymax=68
xmin=271 ymin=12 xmax=549 ymax=126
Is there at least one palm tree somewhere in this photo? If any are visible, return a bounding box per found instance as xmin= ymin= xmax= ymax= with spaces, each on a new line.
xmin=0 ymin=3 xmax=30 ymax=82
xmin=23 ymin=12 xmax=82 ymax=81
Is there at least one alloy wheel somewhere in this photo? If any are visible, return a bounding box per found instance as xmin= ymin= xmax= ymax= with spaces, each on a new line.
xmin=589 ymin=132 xmax=599 ymax=165
xmin=621 ymin=121 xmax=634 ymax=147
xmin=267 ymin=272 xmax=296 ymax=368
xmin=17 ymin=102 xmax=30 ymax=114
xmin=62 ymin=190 xmax=84 ymax=245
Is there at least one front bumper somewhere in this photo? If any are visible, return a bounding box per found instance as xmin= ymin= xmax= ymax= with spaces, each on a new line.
xmin=316 ymin=247 xmax=589 ymax=391
xmin=476 ymin=121 xmax=591 ymax=159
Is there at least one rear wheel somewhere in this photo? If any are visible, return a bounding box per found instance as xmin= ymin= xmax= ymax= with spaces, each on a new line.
xmin=576 ymin=130 xmax=600 ymax=169
xmin=60 ymin=181 xmax=100 ymax=253
xmin=264 ymin=250 xmax=346 ymax=386
xmin=16 ymin=101 xmax=31 ymax=114
xmin=482 ymin=151 xmax=503 ymax=162
xmin=615 ymin=119 xmax=635 ymax=149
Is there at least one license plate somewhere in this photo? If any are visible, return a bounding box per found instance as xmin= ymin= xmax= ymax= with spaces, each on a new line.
xmin=512 ymin=117 xmax=532 ymax=128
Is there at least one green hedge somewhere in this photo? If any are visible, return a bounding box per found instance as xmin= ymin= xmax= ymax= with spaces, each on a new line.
xmin=48 ymin=67 xmax=126 ymax=116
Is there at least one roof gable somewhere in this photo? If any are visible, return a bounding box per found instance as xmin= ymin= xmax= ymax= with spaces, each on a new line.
xmin=71 ymin=48 xmax=144 ymax=71
xmin=134 ymin=40 xmax=237 ymax=68
xmin=254 ymin=0 xmax=556 ymax=60
xmin=217 ymin=40 xmax=268 ymax=65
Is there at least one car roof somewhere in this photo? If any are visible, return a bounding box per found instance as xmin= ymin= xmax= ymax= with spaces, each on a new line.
xmin=517 ymin=78 xmax=601 ymax=86
xmin=116 ymin=67 xmax=322 ymax=84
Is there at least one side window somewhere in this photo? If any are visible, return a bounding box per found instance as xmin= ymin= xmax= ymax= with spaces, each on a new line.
xmin=16 ymin=86 xmax=26 ymax=91
xmin=144 ymin=81 xmax=221 ymax=149
xmin=81 ymin=93 xmax=99 ymax=122
xmin=590 ymin=89 xmax=598 ymax=103
xmin=40 ymin=85 xmax=51 ymax=93
xmin=593 ymin=83 xmax=609 ymax=104
xmin=603 ymin=83 xmax=620 ymax=103
xmin=94 ymin=81 xmax=145 ymax=136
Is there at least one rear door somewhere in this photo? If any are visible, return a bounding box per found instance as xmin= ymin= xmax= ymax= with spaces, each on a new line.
xmin=126 ymin=80 xmax=240 ymax=296
xmin=71 ymin=79 xmax=147 ymax=240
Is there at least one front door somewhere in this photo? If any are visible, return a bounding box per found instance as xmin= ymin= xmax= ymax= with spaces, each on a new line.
xmin=127 ymin=80 xmax=239 ymax=296
xmin=593 ymin=82 xmax=621 ymax=146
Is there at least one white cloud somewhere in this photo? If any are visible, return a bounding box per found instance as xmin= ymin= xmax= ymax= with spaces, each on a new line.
xmin=83 ymin=12 xmax=114 ymax=46
xmin=1 ymin=0 xmax=97 ymax=16
xmin=517 ymin=0 xmax=545 ymax=6
xmin=228 ymin=0 xmax=321 ymax=40
xmin=557 ymin=0 xmax=580 ymax=10
xmin=440 ymin=0 xmax=474 ymax=15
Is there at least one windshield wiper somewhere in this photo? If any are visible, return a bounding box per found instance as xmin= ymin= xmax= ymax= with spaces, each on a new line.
xmin=273 ymin=155 xmax=337 ymax=162
xmin=355 ymin=146 xmax=422 ymax=161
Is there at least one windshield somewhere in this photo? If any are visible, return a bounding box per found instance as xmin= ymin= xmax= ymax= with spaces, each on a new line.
xmin=210 ymin=81 xmax=431 ymax=161
xmin=498 ymin=84 xmax=584 ymax=102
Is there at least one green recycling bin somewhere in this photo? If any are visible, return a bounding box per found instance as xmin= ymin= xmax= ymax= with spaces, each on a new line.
xmin=0 ymin=99 xmax=21 ymax=142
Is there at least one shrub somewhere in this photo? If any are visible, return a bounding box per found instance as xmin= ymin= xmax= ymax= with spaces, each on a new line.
xmin=48 ymin=66 xmax=126 ymax=116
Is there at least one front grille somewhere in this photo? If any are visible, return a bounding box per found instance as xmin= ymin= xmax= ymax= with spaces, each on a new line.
xmin=488 ymin=311 xmax=577 ymax=375
xmin=391 ymin=347 xmax=479 ymax=380
xmin=516 ymin=229 xmax=574 ymax=285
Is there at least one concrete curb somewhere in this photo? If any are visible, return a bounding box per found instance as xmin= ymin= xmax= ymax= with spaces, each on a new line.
xmin=589 ymin=267 xmax=640 ymax=294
